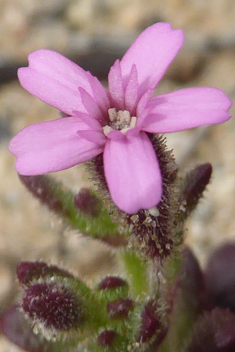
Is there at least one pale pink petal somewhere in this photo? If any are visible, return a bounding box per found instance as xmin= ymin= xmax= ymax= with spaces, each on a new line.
xmin=9 ymin=117 xmax=105 ymax=175
xmin=86 ymin=72 xmax=111 ymax=114
xmin=141 ymin=87 xmax=232 ymax=133
xmin=77 ymin=130 xmax=106 ymax=145
xmin=136 ymin=88 xmax=154 ymax=124
xmin=120 ymin=23 xmax=184 ymax=97
xmin=106 ymin=128 xmax=141 ymax=140
xmin=124 ymin=64 xmax=139 ymax=115
xmin=18 ymin=50 xmax=95 ymax=115
xmin=103 ymin=131 xmax=162 ymax=214
xmin=108 ymin=60 xmax=125 ymax=110
xmin=79 ymin=88 xmax=105 ymax=125
xmin=76 ymin=112 xmax=103 ymax=131
xmin=106 ymin=130 xmax=126 ymax=140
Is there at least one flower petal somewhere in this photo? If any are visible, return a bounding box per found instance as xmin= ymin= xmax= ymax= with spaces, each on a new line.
xmin=18 ymin=50 xmax=95 ymax=116
xmin=106 ymin=130 xmax=126 ymax=140
xmin=136 ymin=88 xmax=154 ymax=124
xmin=108 ymin=60 xmax=125 ymax=110
xmin=142 ymin=87 xmax=232 ymax=133
xmin=79 ymin=88 xmax=105 ymax=125
xmin=9 ymin=117 xmax=105 ymax=175
xmin=77 ymin=130 xmax=106 ymax=145
xmin=124 ymin=64 xmax=139 ymax=115
xmin=120 ymin=22 xmax=184 ymax=97
xmin=76 ymin=112 xmax=103 ymax=131
xmin=103 ymin=131 xmax=162 ymax=214
xmin=86 ymin=72 xmax=111 ymax=115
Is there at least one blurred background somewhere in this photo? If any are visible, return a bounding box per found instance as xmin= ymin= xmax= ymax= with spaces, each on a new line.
xmin=1 ymin=0 xmax=235 ymax=350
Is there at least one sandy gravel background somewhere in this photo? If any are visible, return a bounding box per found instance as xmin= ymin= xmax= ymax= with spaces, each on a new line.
xmin=1 ymin=0 xmax=235 ymax=350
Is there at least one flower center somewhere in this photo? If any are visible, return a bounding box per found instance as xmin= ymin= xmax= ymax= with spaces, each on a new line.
xmin=103 ymin=108 xmax=137 ymax=136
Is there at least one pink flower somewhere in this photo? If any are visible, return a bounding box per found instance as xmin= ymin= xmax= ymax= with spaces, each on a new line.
xmin=9 ymin=23 xmax=232 ymax=214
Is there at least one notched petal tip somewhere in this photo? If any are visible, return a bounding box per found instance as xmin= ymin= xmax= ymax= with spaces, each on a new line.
xmin=120 ymin=22 xmax=184 ymax=97
xmin=215 ymin=88 xmax=233 ymax=115
xmin=143 ymin=87 xmax=233 ymax=133
xmin=9 ymin=117 xmax=104 ymax=175
xmin=17 ymin=49 xmax=95 ymax=116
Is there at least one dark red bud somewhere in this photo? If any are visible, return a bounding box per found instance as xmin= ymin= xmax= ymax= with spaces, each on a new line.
xmin=97 ymin=330 xmax=116 ymax=347
xmin=179 ymin=163 xmax=212 ymax=218
xmin=107 ymin=298 xmax=133 ymax=319
xmin=137 ymin=301 xmax=161 ymax=343
xmin=17 ymin=262 xmax=48 ymax=285
xmin=17 ymin=261 xmax=74 ymax=285
xmin=22 ymin=282 xmax=84 ymax=330
xmin=98 ymin=276 xmax=127 ymax=290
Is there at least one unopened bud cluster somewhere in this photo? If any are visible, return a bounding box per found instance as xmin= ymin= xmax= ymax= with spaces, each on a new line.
xmin=17 ymin=261 xmax=84 ymax=337
xmin=22 ymin=282 xmax=84 ymax=331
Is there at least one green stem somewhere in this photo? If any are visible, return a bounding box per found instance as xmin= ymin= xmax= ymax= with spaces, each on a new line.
xmin=120 ymin=249 xmax=149 ymax=298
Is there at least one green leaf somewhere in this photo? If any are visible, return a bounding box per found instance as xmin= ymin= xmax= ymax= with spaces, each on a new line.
xmin=19 ymin=174 xmax=120 ymax=240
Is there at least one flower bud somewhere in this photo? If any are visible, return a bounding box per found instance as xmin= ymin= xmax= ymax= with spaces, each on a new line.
xmin=136 ymin=301 xmax=162 ymax=343
xmin=107 ymin=298 xmax=134 ymax=319
xmin=74 ymin=188 xmax=102 ymax=217
xmin=17 ymin=261 xmax=74 ymax=285
xmin=179 ymin=163 xmax=212 ymax=220
xmin=98 ymin=276 xmax=127 ymax=290
xmin=97 ymin=330 xmax=117 ymax=347
xmin=22 ymin=282 xmax=84 ymax=331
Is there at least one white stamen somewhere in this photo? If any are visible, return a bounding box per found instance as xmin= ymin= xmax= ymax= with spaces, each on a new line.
xmin=130 ymin=116 xmax=137 ymax=128
xmin=108 ymin=108 xmax=118 ymax=122
xmin=103 ymin=125 xmax=113 ymax=136
xmin=104 ymin=108 xmax=137 ymax=136
xmin=121 ymin=127 xmax=129 ymax=134
xmin=117 ymin=110 xmax=131 ymax=127
xmin=149 ymin=207 xmax=160 ymax=217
